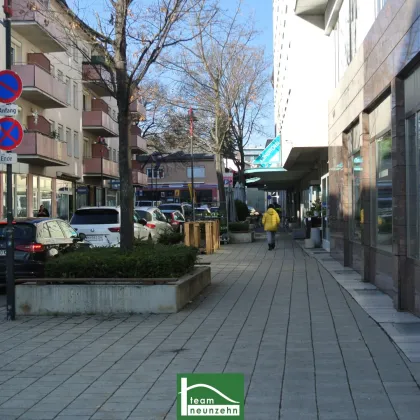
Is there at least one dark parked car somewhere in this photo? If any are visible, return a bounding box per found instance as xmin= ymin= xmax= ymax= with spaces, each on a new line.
xmin=0 ymin=218 xmax=90 ymax=284
xmin=160 ymin=209 xmax=186 ymax=232
xmin=159 ymin=203 xmax=193 ymax=221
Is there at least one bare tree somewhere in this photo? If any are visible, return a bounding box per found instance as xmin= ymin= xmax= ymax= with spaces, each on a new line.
xmin=34 ymin=0 xmax=215 ymax=250
xmin=168 ymin=2 xmax=257 ymax=206
xmin=224 ymin=46 xmax=271 ymax=186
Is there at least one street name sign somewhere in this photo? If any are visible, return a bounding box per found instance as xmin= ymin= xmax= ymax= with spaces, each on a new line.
xmin=0 ymin=153 xmax=17 ymax=164
xmin=0 ymin=104 xmax=19 ymax=117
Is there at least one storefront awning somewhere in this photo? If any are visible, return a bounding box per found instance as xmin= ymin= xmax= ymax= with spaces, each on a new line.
xmin=283 ymin=146 xmax=328 ymax=172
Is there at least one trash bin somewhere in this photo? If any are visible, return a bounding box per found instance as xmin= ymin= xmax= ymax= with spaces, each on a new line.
xmin=310 ymin=227 xmax=321 ymax=248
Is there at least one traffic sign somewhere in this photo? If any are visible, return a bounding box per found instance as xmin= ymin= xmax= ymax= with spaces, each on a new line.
xmin=0 ymin=117 xmax=23 ymax=151
xmin=0 ymin=153 xmax=17 ymax=164
xmin=0 ymin=104 xmax=19 ymax=117
xmin=0 ymin=70 xmax=23 ymax=104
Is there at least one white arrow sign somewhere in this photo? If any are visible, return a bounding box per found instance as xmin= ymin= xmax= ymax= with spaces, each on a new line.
xmin=0 ymin=104 xmax=19 ymax=117
xmin=0 ymin=153 xmax=17 ymax=164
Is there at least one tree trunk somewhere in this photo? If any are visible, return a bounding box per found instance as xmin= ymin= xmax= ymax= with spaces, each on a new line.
xmin=215 ymin=152 xmax=226 ymax=207
xmin=118 ymin=109 xmax=134 ymax=251
xmin=238 ymin=148 xmax=246 ymax=185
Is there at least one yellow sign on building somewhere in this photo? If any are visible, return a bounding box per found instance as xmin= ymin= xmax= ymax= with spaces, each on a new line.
xmin=174 ymin=189 xmax=180 ymax=197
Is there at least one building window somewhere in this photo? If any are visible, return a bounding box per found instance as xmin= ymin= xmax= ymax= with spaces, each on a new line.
xmin=374 ymin=132 xmax=392 ymax=252
xmin=66 ymin=77 xmax=71 ymax=104
xmin=11 ymin=41 xmax=21 ymax=65
xmin=57 ymin=70 xmax=63 ymax=83
xmin=375 ymin=0 xmax=388 ymax=17
xmin=73 ymin=45 xmax=78 ymax=63
xmin=83 ymin=138 xmax=90 ymax=158
xmin=187 ymin=166 xmax=205 ymax=178
xmin=407 ymin=114 xmax=420 ymax=259
xmin=66 ymin=128 xmax=72 ymax=156
xmin=146 ymin=168 xmax=164 ymax=179
xmin=2 ymin=174 xmax=27 ymax=218
xmin=74 ymin=131 xmax=79 ymax=158
xmin=348 ymin=124 xmax=362 ymax=242
xmin=57 ymin=124 xmax=64 ymax=141
xmin=33 ymin=176 xmax=52 ymax=217
xmin=56 ymin=180 xmax=74 ymax=221
xmin=73 ymin=82 xmax=78 ymax=109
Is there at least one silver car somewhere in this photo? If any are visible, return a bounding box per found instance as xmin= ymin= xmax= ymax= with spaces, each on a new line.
xmin=134 ymin=207 xmax=172 ymax=241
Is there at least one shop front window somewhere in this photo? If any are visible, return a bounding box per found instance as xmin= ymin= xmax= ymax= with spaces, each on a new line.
xmin=56 ymin=180 xmax=74 ymax=221
xmin=2 ymin=174 xmax=27 ymax=218
xmin=407 ymin=114 xmax=420 ymax=259
xmin=96 ymin=188 xmax=103 ymax=207
xmin=106 ymin=190 xmax=118 ymax=206
xmin=39 ymin=177 xmax=52 ymax=216
xmin=349 ymin=125 xmax=362 ymax=242
xmin=375 ymin=132 xmax=392 ymax=252
xmin=76 ymin=186 xmax=88 ymax=210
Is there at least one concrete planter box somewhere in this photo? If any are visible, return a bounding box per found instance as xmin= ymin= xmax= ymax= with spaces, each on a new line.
xmin=229 ymin=231 xmax=255 ymax=244
xmin=16 ymin=266 xmax=211 ymax=316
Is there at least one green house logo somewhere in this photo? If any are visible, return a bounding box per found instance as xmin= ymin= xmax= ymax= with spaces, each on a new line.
xmin=177 ymin=373 xmax=244 ymax=419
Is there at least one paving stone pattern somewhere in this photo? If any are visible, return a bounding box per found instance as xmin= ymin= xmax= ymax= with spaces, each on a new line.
xmin=0 ymin=235 xmax=420 ymax=419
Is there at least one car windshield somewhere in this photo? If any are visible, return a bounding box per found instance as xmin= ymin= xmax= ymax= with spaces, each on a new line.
xmin=0 ymin=223 xmax=35 ymax=241
xmin=159 ymin=205 xmax=181 ymax=211
xmin=71 ymin=209 xmax=119 ymax=225
xmin=136 ymin=201 xmax=152 ymax=206
xmin=135 ymin=210 xmax=152 ymax=222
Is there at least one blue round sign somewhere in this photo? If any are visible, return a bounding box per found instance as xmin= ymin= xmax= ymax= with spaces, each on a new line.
xmin=0 ymin=70 xmax=23 ymax=104
xmin=0 ymin=117 xmax=23 ymax=151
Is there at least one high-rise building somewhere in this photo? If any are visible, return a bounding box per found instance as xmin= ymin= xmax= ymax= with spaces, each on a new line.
xmin=294 ymin=0 xmax=420 ymax=315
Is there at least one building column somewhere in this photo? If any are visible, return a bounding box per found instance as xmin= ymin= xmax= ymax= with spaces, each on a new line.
xmin=360 ymin=112 xmax=372 ymax=281
xmin=391 ymin=77 xmax=411 ymax=311
xmin=27 ymin=175 xmax=33 ymax=218
xmin=342 ymin=132 xmax=351 ymax=267
xmin=51 ymin=178 xmax=57 ymax=217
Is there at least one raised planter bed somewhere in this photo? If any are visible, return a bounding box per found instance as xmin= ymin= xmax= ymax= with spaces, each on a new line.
xmin=229 ymin=231 xmax=255 ymax=244
xmin=16 ymin=266 xmax=211 ymax=315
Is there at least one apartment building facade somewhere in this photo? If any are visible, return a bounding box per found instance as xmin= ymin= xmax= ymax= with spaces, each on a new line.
xmin=0 ymin=0 xmax=147 ymax=221
xmin=136 ymin=154 xmax=218 ymax=205
xmin=272 ymin=0 xmax=332 ymax=225
xmin=295 ymin=0 xmax=420 ymax=314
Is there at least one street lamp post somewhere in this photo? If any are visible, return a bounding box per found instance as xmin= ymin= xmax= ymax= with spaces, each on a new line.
xmin=189 ymin=108 xmax=195 ymax=222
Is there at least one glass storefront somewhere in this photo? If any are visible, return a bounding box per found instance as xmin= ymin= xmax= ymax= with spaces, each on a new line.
xmin=375 ymin=132 xmax=392 ymax=252
xmin=56 ymin=180 xmax=74 ymax=221
xmin=76 ymin=185 xmax=89 ymax=210
xmin=106 ymin=189 xmax=119 ymax=206
xmin=2 ymin=174 xmax=28 ymax=218
xmin=406 ymin=113 xmax=420 ymax=259
xmin=33 ymin=176 xmax=52 ymax=217
xmin=322 ymin=174 xmax=330 ymax=248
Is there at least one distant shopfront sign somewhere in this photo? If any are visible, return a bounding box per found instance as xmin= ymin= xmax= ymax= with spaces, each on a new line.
xmin=223 ymin=173 xmax=233 ymax=186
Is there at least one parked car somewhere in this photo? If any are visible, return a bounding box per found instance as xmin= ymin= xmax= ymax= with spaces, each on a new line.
xmin=0 ymin=218 xmax=90 ymax=283
xmin=134 ymin=207 xmax=172 ymax=241
xmin=195 ymin=207 xmax=212 ymax=219
xmin=70 ymin=207 xmax=150 ymax=247
xmin=159 ymin=203 xmax=193 ymax=221
xmin=135 ymin=200 xmax=162 ymax=207
xmin=160 ymin=209 xmax=186 ymax=233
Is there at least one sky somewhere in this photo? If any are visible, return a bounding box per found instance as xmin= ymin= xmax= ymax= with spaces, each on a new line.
xmin=68 ymin=0 xmax=274 ymax=147
xmin=219 ymin=0 xmax=274 ymax=147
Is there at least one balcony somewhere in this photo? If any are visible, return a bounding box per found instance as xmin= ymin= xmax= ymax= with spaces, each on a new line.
xmin=294 ymin=0 xmax=337 ymax=33
xmin=15 ymin=132 xmax=68 ymax=166
xmin=130 ymin=98 xmax=147 ymax=121
xmin=82 ymin=60 xmax=112 ymax=97
xmin=12 ymin=60 xmax=67 ymax=109
xmin=132 ymin=170 xmax=148 ymax=186
xmin=82 ymin=109 xmax=118 ymax=137
xmin=83 ymin=157 xmax=119 ymax=179
xmin=130 ymin=126 xmax=147 ymax=154
xmin=11 ymin=0 xmax=66 ymax=52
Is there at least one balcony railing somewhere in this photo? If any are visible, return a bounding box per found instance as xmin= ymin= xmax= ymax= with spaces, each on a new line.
xmin=15 ymin=132 xmax=68 ymax=166
xmin=83 ymin=157 xmax=119 ymax=179
xmin=129 ymin=98 xmax=147 ymax=121
xmin=130 ymin=126 xmax=147 ymax=154
xmin=82 ymin=110 xmax=118 ymax=137
xmin=132 ymin=170 xmax=148 ymax=186
xmin=12 ymin=63 xmax=67 ymax=109
xmin=82 ymin=62 xmax=112 ymax=97
xmin=11 ymin=0 xmax=66 ymax=52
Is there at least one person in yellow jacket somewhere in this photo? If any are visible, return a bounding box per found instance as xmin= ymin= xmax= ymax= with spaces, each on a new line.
xmin=262 ymin=204 xmax=281 ymax=251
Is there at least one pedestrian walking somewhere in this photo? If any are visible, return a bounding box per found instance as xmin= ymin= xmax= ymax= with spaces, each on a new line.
xmin=262 ymin=204 xmax=280 ymax=251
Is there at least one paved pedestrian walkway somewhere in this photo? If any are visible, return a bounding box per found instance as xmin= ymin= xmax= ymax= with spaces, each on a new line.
xmin=1 ymin=235 xmax=420 ymax=420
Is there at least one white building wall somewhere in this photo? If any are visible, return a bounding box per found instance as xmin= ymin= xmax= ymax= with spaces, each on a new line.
xmin=273 ymin=0 xmax=335 ymax=166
